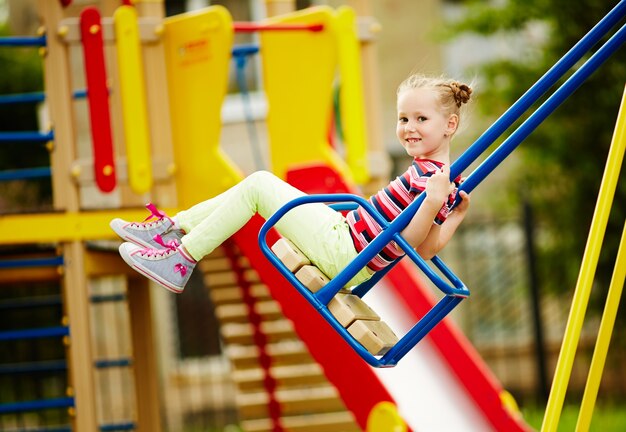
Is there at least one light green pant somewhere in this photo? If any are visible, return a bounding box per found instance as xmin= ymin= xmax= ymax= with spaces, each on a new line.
xmin=176 ymin=170 xmax=372 ymax=287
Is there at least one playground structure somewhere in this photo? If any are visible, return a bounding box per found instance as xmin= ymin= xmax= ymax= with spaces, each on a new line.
xmin=0 ymin=0 xmax=624 ymax=432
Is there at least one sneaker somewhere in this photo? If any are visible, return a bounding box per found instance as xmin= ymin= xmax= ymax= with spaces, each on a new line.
xmin=118 ymin=235 xmax=196 ymax=294
xmin=110 ymin=203 xmax=185 ymax=249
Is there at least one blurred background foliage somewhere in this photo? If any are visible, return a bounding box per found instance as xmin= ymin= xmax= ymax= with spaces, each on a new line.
xmin=0 ymin=22 xmax=50 ymax=209
xmin=442 ymin=0 xmax=625 ymax=304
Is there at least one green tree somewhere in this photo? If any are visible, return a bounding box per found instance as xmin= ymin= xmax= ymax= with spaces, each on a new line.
xmin=443 ymin=0 xmax=625 ymax=297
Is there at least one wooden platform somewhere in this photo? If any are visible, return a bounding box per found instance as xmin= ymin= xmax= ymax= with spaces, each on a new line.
xmin=270 ymin=238 xmax=399 ymax=356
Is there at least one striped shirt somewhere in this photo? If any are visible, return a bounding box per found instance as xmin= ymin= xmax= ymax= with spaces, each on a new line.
xmin=346 ymin=158 xmax=461 ymax=272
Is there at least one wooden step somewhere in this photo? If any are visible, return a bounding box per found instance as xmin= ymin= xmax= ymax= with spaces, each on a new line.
xmin=220 ymin=320 xmax=297 ymax=345
xmin=237 ymin=385 xmax=345 ymax=419
xmin=328 ymin=293 xmax=380 ymax=327
xmin=215 ymin=300 xmax=283 ymax=324
xmin=271 ymin=238 xmax=310 ymax=272
xmin=347 ymin=319 xmax=399 ymax=356
xmin=198 ymin=255 xmax=250 ymax=272
xmin=233 ymin=363 xmax=326 ymax=391
xmin=208 ymin=283 xmax=271 ymax=306
xmin=226 ymin=341 xmax=314 ymax=369
xmin=204 ymin=268 xmax=260 ymax=287
xmin=240 ymin=411 xmax=360 ymax=432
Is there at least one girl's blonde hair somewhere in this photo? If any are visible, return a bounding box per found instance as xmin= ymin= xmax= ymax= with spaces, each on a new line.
xmin=397 ymin=74 xmax=473 ymax=133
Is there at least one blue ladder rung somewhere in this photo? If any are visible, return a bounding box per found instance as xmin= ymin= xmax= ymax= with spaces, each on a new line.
xmin=90 ymin=293 xmax=127 ymax=303
xmin=0 ymin=167 xmax=52 ymax=181
xmin=0 ymin=89 xmax=88 ymax=105
xmin=100 ymin=422 xmax=136 ymax=431
xmin=0 ymin=357 xmax=133 ymax=375
xmin=0 ymin=35 xmax=46 ymax=47
xmin=0 ymin=256 xmax=63 ymax=269
xmin=0 ymin=397 xmax=74 ymax=414
xmin=0 ymin=360 xmax=66 ymax=375
xmin=95 ymin=357 xmax=132 ymax=369
xmin=0 ymin=423 xmax=135 ymax=432
xmin=0 ymin=295 xmax=62 ymax=311
xmin=0 ymin=131 xmax=54 ymax=142
xmin=0 ymin=426 xmax=72 ymax=432
xmin=0 ymin=326 xmax=69 ymax=342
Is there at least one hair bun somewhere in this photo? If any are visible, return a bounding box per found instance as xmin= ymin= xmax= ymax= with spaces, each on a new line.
xmin=450 ymin=81 xmax=472 ymax=107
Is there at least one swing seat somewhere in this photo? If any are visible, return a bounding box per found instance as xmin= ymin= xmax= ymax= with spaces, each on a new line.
xmin=259 ymin=193 xmax=469 ymax=368
xmin=271 ymin=238 xmax=398 ymax=356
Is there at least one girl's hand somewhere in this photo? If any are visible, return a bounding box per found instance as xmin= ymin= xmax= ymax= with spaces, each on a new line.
xmin=454 ymin=190 xmax=471 ymax=215
xmin=426 ymin=165 xmax=454 ymax=204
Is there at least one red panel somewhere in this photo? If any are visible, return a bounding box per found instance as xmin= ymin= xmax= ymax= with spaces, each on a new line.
xmin=286 ymin=164 xmax=352 ymax=195
xmin=80 ymin=7 xmax=116 ymax=193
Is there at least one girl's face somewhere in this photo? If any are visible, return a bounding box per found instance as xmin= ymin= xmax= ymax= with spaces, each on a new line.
xmin=396 ymin=87 xmax=458 ymax=162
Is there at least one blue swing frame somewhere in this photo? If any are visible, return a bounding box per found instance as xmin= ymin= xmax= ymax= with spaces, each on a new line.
xmin=259 ymin=0 xmax=626 ymax=368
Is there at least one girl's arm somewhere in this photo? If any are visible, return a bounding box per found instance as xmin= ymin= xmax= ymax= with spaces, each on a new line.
xmin=415 ymin=190 xmax=470 ymax=259
xmin=399 ymin=166 xmax=454 ymax=251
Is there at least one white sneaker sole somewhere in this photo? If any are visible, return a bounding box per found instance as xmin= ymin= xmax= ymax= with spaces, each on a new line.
xmin=118 ymin=244 xmax=184 ymax=294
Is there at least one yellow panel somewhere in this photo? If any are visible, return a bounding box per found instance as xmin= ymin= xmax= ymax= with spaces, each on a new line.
xmin=163 ymin=7 xmax=242 ymax=208
xmin=260 ymin=6 xmax=353 ymax=183
xmin=114 ymin=5 xmax=153 ymax=194
xmin=0 ymin=209 xmax=171 ymax=244
xmin=336 ymin=6 xmax=369 ymax=184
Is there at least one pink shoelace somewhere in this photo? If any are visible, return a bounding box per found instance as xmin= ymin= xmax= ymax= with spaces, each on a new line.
xmin=149 ymin=235 xmax=191 ymax=277
xmin=136 ymin=234 xmax=179 ymax=258
xmin=130 ymin=203 xmax=173 ymax=229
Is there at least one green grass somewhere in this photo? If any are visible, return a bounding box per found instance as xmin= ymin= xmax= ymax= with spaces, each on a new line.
xmin=520 ymin=402 xmax=626 ymax=431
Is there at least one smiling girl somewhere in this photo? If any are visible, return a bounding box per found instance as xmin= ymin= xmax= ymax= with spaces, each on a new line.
xmin=110 ymin=73 xmax=473 ymax=294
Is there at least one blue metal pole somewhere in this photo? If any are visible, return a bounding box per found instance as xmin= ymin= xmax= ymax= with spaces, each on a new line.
xmin=450 ymin=0 xmax=626 ymax=181
xmin=0 ymin=326 xmax=69 ymax=342
xmin=0 ymin=167 xmax=51 ymax=181
xmin=0 ymin=92 xmax=45 ymax=105
xmin=0 ymin=397 xmax=74 ymax=414
xmin=0 ymin=90 xmax=87 ymax=105
xmin=0 ymin=256 xmax=63 ymax=269
xmin=0 ymin=131 xmax=54 ymax=142
xmin=0 ymin=35 xmax=46 ymax=47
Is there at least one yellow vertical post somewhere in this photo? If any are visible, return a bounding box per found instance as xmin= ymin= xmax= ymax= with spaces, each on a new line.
xmin=575 ymin=86 xmax=626 ymax=431
xmin=335 ymin=6 xmax=369 ymax=184
xmin=113 ymin=2 xmax=165 ymax=429
xmin=541 ymin=85 xmax=626 ymax=432
xmin=576 ymin=221 xmax=626 ymax=431
xmin=163 ymin=6 xmax=242 ymax=207
xmin=114 ymin=5 xmax=154 ymax=194
xmin=134 ymin=0 xmax=177 ymax=207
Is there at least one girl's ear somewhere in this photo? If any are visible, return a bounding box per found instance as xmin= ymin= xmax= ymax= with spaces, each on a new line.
xmin=446 ymin=114 xmax=459 ymax=136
